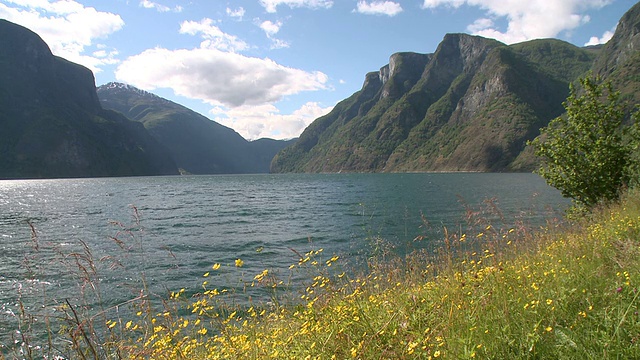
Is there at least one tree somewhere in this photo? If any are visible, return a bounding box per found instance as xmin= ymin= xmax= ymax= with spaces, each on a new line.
xmin=530 ymin=76 xmax=632 ymax=209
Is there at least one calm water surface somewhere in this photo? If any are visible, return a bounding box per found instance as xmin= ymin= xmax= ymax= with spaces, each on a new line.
xmin=0 ymin=173 xmax=569 ymax=330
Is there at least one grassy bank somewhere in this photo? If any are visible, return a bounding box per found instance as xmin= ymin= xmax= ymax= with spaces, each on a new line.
xmin=4 ymin=193 xmax=640 ymax=359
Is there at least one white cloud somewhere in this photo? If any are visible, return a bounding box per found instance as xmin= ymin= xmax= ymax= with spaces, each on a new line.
xmin=226 ymin=7 xmax=245 ymax=19
xmin=140 ymin=1 xmax=182 ymax=13
xmin=260 ymin=20 xmax=282 ymax=36
xmin=355 ymin=1 xmax=403 ymax=16
xmin=179 ymin=18 xmax=249 ymax=52
xmin=422 ymin=0 xmax=466 ymax=8
xmin=422 ymin=0 xmax=614 ymax=44
xmin=0 ymin=0 xmax=124 ymax=72
xmin=584 ymin=27 xmax=615 ymax=46
xmin=466 ymin=18 xmax=493 ymax=33
xmin=115 ymin=47 xmax=328 ymax=108
xmin=259 ymin=0 xmax=333 ymax=13
xmin=269 ymin=38 xmax=291 ymax=49
xmin=141 ymin=1 xmax=167 ymax=12
xmin=259 ymin=20 xmax=290 ymax=49
xmin=212 ymin=102 xmax=333 ymax=140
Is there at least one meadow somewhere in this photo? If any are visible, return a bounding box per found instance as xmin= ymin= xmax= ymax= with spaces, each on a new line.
xmin=3 ymin=190 xmax=640 ymax=359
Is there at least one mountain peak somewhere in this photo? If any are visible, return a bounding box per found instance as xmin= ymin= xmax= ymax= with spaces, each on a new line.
xmin=99 ymin=82 xmax=164 ymax=100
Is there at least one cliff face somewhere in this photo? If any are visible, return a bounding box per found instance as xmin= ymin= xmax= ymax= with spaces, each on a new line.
xmin=271 ymin=33 xmax=595 ymax=173
xmin=592 ymin=2 xmax=640 ymax=110
xmin=0 ymin=19 xmax=178 ymax=179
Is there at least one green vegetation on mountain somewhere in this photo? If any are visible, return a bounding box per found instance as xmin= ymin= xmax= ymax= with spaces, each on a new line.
xmin=272 ymin=2 xmax=640 ymax=174
xmin=0 ymin=19 xmax=178 ymax=179
xmin=97 ymin=83 xmax=294 ymax=174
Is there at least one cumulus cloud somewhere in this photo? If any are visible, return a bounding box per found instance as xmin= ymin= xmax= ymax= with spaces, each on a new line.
xmin=226 ymin=7 xmax=245 ymax=19
xmin=259 ymin=20 xmax=290 ymax=49
xmin=115 ymin=47 xmax=328 ymax=108
xmin=260 ymin=20 xmax=282 ymax=36
xmin=140 ymin=0 xmax=182 ymax=13
xmin=0 ymin=0 xmax=124 ymax=72
xmin=259 ymin=0 xmax=333 ymax=13
xmin=212 ymin=102 xmax=333 ymax=140
xmin=355 ymin=1 xmax=403 ymax=16
xmin=179 ymin=18 xmax=249 ymax=52
xmin=584 ymin=27 xmax=615 ymax=46
xmin=422 ymin=0 xmax=614 ymax=44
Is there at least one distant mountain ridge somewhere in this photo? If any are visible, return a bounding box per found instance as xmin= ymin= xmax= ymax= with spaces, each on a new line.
xmin=0 ymin=19 xmax=178 ymax=179
xmin=97 ymin=82 xmax=294 ymax=174
xmin=271 ymin=2 xmax=640 ymax=173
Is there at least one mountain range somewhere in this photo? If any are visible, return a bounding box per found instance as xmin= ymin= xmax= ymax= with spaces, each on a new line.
xmin=0 ymin=19 xmax=291 ymax=179
xmin=96 ymin=83 xmax=294 ymax=175
xmin=270 ymin=2 xmax=640 ymax=173
xmin=1 ymin=1 xmax=639 ymax=179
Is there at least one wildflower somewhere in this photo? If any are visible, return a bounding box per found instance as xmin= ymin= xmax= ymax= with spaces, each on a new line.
xmin=407 ymin=341 xmax=419 ymax=355
xmin=235 ymin=259 xmax=244 ymax=267
xmin=545 ymin=326 xmax=553 ymax=332
xmin=212 ymin=263 xmax=221 ymax=270
xmin=254 ymin=269 xmax=268 ymax=281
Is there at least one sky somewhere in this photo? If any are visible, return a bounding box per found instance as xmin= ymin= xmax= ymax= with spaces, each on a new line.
xmin=0 ymin=0 xmax=636 ymax=140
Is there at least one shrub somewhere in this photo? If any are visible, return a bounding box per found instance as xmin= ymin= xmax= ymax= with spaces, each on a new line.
xmin=530 ymin=76 xmax=638 ymax=210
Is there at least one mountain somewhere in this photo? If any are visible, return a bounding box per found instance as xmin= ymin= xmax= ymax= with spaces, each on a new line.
xmin=0 ymin=19 xmax=178 ymax=179
xmin=97 ymin=83 xmax=294 ymax=174
xmin=271 ymin=3 xmax=640 ymax=173
xmin=591 ymin=1 xmax=640 ymax=111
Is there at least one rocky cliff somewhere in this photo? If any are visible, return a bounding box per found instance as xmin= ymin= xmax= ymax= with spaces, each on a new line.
xmin=271 ymin=33 xmax=597 ymax=173
xmin=0 ymin=19 xmax=178 ymax=179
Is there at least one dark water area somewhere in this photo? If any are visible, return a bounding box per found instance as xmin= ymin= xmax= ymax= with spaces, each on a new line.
xmin=0 ymin=173 xmax=569 ymax=345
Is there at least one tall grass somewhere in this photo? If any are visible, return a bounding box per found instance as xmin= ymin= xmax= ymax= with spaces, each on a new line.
xmin=3 ymin=192 xmax=640 ymax=359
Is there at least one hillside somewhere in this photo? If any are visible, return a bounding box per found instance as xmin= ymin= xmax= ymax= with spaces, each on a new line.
xmin=97 ymin=83 xmax=294 ymax=174
xmin=271 ymin=3 xmax=640 ymax=173
xmin=591 ymin=1 xmax=640 ymax=111
xmin=0 ymin=20 xmax=178 ymax=179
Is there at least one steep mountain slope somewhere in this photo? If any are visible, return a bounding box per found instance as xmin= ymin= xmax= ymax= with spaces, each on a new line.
xmin=592 ymin=1 xmax=640 ymax=111
xmin=271 ymin=34 xmax=595 ymax=173
xmin=97 ymin=83 xmax=293 ymax=174
xmin=0 ymin=19 xmax=178 ymax=179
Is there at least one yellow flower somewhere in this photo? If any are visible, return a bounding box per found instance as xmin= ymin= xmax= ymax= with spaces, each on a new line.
xmin=235 ymin=259 xmax=244 ymax=267
xmin=212 ymin=263 xmax=221 ymax=270
xmin=545 ymin=326 xmax=553 ymax=332
xmin=433 ymin=350 xmax=441 ymax=357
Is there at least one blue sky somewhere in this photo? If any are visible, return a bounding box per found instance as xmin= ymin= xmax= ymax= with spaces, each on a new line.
xmin=0 ymin=0 xmax=635 ymax=140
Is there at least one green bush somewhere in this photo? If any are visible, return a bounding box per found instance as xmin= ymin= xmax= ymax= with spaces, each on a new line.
xmin=530 ymin=76 xmax=638 ymax=209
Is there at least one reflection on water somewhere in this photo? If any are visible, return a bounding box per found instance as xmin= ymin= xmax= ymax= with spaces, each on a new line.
xmin=0 ymin=173 xmax=569 ymax=341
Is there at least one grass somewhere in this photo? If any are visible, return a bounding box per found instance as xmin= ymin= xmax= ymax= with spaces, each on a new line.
xmin=3 ymin=192 xmax=640 ymax=359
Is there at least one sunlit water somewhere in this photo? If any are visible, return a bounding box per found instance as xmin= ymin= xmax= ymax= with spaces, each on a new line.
xmin=0 ymin=173 xmax=569 ymax=344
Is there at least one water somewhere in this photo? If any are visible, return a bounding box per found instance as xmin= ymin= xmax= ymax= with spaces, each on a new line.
xmin=0 ymin=173 xmax=568 ymax=342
